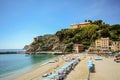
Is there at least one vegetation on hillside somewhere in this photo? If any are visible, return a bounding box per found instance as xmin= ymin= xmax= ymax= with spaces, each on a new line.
xmin=25 ymin=20 xmax=120 ymax=52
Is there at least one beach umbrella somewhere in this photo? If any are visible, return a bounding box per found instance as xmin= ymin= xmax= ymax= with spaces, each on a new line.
xmin=88 ymin=60 xmax=93 ymax=63
xmin=57 ymin=68 xmax=65 ymax=73
xmin=44 ymin=77 xmax=50 ymax=80
xmin=88 ymin=60 xmax=93 ymax=64
xmin=47 ymin=74 xmax=58 ymax=79
xmin=88 ymin=60 xmax=93 ymax=68
xmin=88 ymin=61 xmax=93 ymax=65
xmin=75 ymin=58 xmax=79 ymax=63
xmin=68 ymin=62 xmax=73 ymax=66
xmin=71 ymin=60 xmax=76 ymax=64
xmin=88 ymin=63 xmax=93 ymax=69
xmin=62 ymin=63 xmax=71 ymax=69
xmin=88 ymin=60 xmax=93 ymax=69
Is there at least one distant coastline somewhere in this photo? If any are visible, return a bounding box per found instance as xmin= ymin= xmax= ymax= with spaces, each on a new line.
xmin=0 ymin=52 xmax=18 ymax=54
xmin=0 ymin=49 xmax=25 ymax=54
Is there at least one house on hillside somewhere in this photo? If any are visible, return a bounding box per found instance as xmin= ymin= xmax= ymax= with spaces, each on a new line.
xmin=70 ymin=22 xmax=90 ymax=29
xmin=73 ymin=44 xmax=84 ymax=53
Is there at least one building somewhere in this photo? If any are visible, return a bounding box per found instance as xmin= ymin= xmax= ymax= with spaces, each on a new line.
xmin=95 ymin=39 xmax=101 ymax=49
xmin=95 ymin=37 xmax=110 ymax=51
xmin=91 ymin=37 xmax=120 ymax=53
xmin=111 ymin=41 xmax=120 ymax=51
xmin=70 ymin=22 xmax=90 ymax=29
xmin=73 ymin=44 xmax=84 ymax=53
xmin=101 ymin=37 xmax=110 ymax=50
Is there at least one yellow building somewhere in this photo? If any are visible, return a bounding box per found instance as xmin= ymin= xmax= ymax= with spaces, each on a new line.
xmin=95 ymin=37 xmax=110 ymax=50
xmin=70 ymin=22 xmax=90 ymax=29
xmin=95 ymin=39 xmax=101 ymax=49
xmin=111 ymin=41 xmax=120 ymax=51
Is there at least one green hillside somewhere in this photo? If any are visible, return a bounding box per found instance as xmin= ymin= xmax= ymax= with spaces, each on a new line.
xmin=25 ymin=20 xmax=120 ymax=52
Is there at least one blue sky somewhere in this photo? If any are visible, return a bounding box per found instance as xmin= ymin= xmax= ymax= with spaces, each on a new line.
xmin=0 ymin=0 xmax=120 ymax=49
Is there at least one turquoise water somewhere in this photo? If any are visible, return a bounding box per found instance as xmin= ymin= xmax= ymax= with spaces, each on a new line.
xmin=0 ymin=53 xmax=57 ymax=78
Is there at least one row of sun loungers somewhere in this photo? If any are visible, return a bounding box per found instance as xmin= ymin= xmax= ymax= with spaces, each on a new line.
xmin=44 ymin=57 xmax=80 ymax=80
xmin=88 ymin=59 xmax=95 ymax=73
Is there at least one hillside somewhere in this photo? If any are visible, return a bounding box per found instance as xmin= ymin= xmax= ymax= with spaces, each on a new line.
xmin=24 ymin=20 xmax=120 ymax=52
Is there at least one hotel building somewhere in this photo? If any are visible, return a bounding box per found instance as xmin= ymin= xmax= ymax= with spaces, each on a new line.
xmin=95 ymin=37 xmax=110 ymax=51
xmin=70 ymin=22 xmax=90 ymax=29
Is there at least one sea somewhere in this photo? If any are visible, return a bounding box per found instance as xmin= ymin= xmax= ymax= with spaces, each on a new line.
xmin=0 ymin=49 xmax=57 ymax=80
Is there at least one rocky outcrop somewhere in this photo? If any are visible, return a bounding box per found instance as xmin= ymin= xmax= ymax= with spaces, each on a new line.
xmin=24 ymin=34 xmax=67 ymax=52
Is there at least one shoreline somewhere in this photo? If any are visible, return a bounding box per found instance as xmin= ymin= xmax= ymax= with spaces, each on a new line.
xmin=0 ymin=55 xmax=60 ymax=80
xmin=1 ymin=53 xmax=120 ymax=80
xmin=0 ymin=51 xmax=64 ymax=55
xmin=15 ymin=55 xmax=66 ymax=80
xmin=15 ymin=54 xmax=78 ymax=80
xmin=14 ymin=53 xmax=81 ymax=80
xmin=0 ymin=52 xmax=24 ymax=54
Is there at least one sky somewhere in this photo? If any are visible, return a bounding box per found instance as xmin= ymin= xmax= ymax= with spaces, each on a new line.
xmin=0 ymin=0 xmax=120 ymax=49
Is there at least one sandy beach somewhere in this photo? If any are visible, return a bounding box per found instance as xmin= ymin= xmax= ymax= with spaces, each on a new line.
xmin=65 ymin=53 xmax=120 ymax=80
xmin=15 ymin=55 xmax=70 ymax=80
xmin=14 ymin=53 xmax=120 ymax=80
xmin=90 ymin=57 xmax=120 ymax=80
xmin=65 ymin=54 xmax=89 ymax=80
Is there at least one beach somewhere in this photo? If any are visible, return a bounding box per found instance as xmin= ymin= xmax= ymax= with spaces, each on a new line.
xmin=15 ymin=55 xmax=68 ymax=80
xmin=90 ymin=57 xmax=120 ymax=80
xmin=14 ymin=53 xmax=120 ymax=80
xmin=66 ymin=53 xmax=120 ymax=80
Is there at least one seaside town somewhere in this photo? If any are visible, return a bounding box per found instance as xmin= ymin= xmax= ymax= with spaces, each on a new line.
xmin=15 ymin=20 xmax=120 ymax=80
xmin=1 ymin=20 xmax=120 ymax=80
xmin=1 ymin=0 xmax=120 ymax=80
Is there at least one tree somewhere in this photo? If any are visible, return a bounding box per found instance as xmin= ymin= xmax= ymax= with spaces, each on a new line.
xmin=85 ymin=20 xmax=87 ymax=22
xmin=88 ymin=20 xmax=92 ymax=23
xmin=109 ymin=24 xmax=120 ymax=41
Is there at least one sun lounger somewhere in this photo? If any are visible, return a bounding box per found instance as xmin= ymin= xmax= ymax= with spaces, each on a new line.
xmin=95 ymin=56 xmax=102 ymax=60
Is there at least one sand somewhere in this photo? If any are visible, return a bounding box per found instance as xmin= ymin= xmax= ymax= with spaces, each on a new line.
xmin=90 ymin=57 xmax=120 ymax=80
xmin=66 ymin=53 xmax=120 ymax=80
xmin=15 ymin=55 xmax=69 ymax=80
xmin=65 ymin=54 xmax=89 ymax=80
xmin=14 ymin=53 xmax=120 ymax=80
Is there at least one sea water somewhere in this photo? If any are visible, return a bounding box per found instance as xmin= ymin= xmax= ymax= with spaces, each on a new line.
xmin=0 ymin=51 xmax=57 ymax=79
